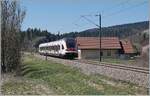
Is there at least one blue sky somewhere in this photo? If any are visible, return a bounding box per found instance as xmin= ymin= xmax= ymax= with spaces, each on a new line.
xmin=21 ymin=0 xmax=149 ymax=34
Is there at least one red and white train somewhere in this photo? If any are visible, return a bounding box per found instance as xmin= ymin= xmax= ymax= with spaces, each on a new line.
xmin=39 ymin=38 xmax=78 ymax=59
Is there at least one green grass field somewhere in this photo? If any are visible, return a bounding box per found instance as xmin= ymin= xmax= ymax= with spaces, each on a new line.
xmin=2 ymin=79 xmax=53 ymax=95
xmin=2 ymin=54 xmax=148 ymax=95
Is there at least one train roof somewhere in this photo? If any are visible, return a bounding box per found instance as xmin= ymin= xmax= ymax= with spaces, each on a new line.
xmin=39 ymin=38 xmax=75 ymax=47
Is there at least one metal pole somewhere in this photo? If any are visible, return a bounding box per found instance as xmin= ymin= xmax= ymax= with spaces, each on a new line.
xmin=81 ymin=14 xmax=102 ymax=62
xmin=45 ymin=43 xmax=48 ymax=61
xmin=99 ymin=14 xmax=102 ymax=62
xmin=46 ymin=52 xmax=47 ymax=61
xmin=30 ymin=31 xmax=32 ymax=54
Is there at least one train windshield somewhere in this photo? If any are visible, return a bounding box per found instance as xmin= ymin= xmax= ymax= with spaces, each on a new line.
xmin=66 ymin=38 xmax=76 ymax=48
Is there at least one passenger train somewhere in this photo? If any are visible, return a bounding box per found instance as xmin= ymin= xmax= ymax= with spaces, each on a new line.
xmin=39 ymin=38 xmax=78 ymax=59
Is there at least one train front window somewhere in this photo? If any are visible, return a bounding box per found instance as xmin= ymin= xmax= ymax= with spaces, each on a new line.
xmin=66 ymin=39 xmax=76 ymax=48
xmin=62 ymin=45 xmax=64 ymax=49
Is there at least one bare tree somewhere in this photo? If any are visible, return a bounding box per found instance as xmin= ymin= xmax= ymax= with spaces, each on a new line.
xmin=1 ymin=0 xmax=26 ymax=73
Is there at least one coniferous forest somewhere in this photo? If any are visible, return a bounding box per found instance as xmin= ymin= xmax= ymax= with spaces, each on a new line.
xmin=21 ymin=21 xmax=149 ymax=52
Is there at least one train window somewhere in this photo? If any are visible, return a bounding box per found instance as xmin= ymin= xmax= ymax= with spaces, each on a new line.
xmin=51 ymin=46 xmax=52 ymax=50
xmin=57 ymin=45 xmax=60 ymax=51
xmin=58 ymin=45 xmax=60 ymax=50
xmin=58 ymin=45 xmax=59 ymax=50
xmin=66 ymin=38 xmax=76 ymax=48
xmin=54 ymin=46 xmax=56 ymax=51
xmin=48 ymin=46 xmax=51 ymax=50
xmin=56 ymin=45 xmax=58 ymax=51
xmin=52 ymin=46 xmax=54 ymax=50
xmin=50 ymin=46 xmax=52 ymax=50
xmin=62 ymin=45 xmax=64 ymax=49
xmin=55 ymin=45 xmax=59 ymax=51
xmin=55 ymin=46 xmax=57 ymax=50
xmin=55 ymin=46 xmax=57 ymax=51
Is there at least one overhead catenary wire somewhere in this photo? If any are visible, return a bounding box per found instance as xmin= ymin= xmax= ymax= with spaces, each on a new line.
xmin=101 ymin=0 xmax=131 ymax=14
xmin=73 ymin=0 xmax=132 ymax=28
xmin=72 ymin=16 xmax=82 ymax=25
xmin=76 ymin=0 xmax=131 ymax=18
xmin=72 ymin=16 xmax=85 ymax=29
xmin=72 ymin=0 xmax=148 ymax=30
xmin=81 ymin=15 xmax=99 ymax=27
xmin=103 ymin=0 xmax=148 ymax=18
xmin=74 ymin=23 xmax=82 ymax=27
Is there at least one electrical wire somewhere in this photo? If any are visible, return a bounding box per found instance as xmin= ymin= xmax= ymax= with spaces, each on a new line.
xmin=81 ymin=15 xmax=99 ymax=27
xmin=103 ymin=0 xmax=148 ymax=18
xmin=101 ymin=0 xmax=131 ymax=14
xmin=72 ymin=0 xmax=148 ymax=30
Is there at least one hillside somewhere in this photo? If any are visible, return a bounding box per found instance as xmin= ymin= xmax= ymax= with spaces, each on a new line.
xmin=60 ymin=21 xmax=149 ymax=38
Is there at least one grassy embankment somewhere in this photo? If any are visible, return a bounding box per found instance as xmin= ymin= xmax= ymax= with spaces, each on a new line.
xmin=2 ymin=54 xmax=148 ymax=95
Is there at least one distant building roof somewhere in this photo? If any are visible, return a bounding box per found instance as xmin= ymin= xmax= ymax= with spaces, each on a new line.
xmin=120 ymin=40 xmax=134 ymax=54
xmin=76 ymin=37 xmax=121 ymax=49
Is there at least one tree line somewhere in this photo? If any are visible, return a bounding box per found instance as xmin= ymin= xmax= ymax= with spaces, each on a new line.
xmin=21 ymin=21 xmax=149 ymax=51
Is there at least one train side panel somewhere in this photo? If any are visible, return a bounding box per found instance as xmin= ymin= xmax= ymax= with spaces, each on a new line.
xmin=38 ymin=38 xmax=78 ymax=59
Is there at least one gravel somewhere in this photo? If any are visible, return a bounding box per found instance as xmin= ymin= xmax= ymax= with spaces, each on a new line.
xmin=35 ymin=54 xmax=149 ymax=88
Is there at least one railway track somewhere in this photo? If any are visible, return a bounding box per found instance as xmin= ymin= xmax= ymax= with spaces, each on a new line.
xmin=34 ymin=54 xmax=149 ymax=87
xmin=34 ymin=53 xmax=149 ymax=74
xmin=74 ymin=59 xmax=149 ymax=74
xmin=36 ymin=53 xmax=149 ymax=74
